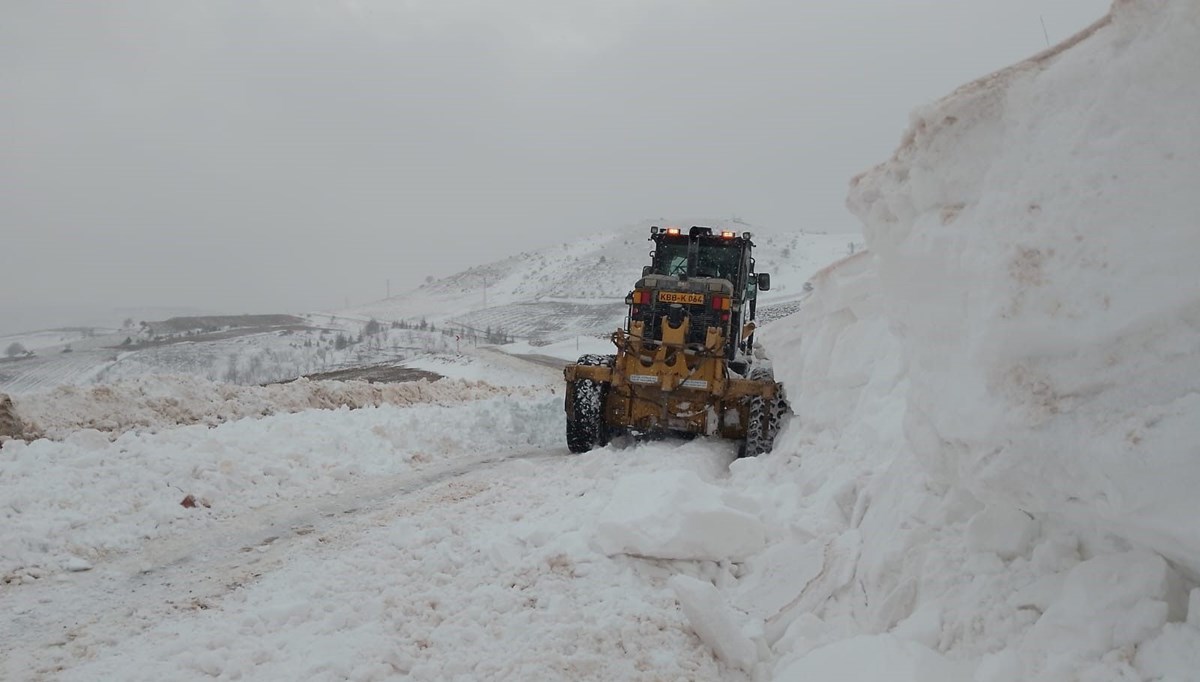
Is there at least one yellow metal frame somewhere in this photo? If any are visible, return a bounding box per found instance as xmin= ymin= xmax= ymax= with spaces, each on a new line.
xmin=563 ymin=313 xmax=778 ymax=438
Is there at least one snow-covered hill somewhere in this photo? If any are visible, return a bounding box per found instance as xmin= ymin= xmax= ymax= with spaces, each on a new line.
xmin=346 ymin=219 xmax=858 ymax=341
xmin=1 ymin=220 xmax=854 ymax=394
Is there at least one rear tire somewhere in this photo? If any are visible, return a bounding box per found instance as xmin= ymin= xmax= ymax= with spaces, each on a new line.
xmin=768 ymin=387 xmax=790 ymax=444
xmin=740 ymin=395 xmax=769 ymax=457
xmin=740 ymin=365 xmax=778 ymax=458
xmin=566 ymin=378 xmax=608 ymax=453
xmin=566 ymin=354 xmax=615 ymax=454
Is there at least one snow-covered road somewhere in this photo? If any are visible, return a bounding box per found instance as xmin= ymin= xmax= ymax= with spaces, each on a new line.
xmin=3 ymin=439 xmax=741 ymax=681
xmin=2 ymin=446 xmax=550 ymax=678
xmin=1 ymin=348 xmax=753 ymax=681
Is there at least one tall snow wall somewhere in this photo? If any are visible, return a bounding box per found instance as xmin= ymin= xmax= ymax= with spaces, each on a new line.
xmin=846 ymin=0 xmax=1200 ymax=573
xmin=754 ymin=0 xmax=1200 ymax=678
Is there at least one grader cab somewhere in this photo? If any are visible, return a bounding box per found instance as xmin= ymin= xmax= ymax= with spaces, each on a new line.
xmin=563 ymin=225 xmax=787 ymax=457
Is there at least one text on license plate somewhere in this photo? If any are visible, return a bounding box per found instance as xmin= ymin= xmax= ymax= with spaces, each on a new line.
xmin=658 ymin=291 xmax=705 ymax=305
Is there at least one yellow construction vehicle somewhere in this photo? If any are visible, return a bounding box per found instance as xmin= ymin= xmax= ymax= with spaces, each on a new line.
xmin=564 ymin=225 xmax=787 ymax=457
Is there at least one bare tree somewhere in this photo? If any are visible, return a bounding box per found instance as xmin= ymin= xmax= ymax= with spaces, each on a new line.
xmin=5 ymin=342 xmax=27 ymax=358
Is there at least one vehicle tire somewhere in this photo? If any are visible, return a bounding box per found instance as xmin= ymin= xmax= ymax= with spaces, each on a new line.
xmin=566 ymin=378 xmax=608 ymax=453
xmin=768 ymin=387 xmax=790 ymax=443
xmin=577 ymin=354 xmax=616 ymax=368
xmin=566 ymin=354 xmax=615 ymax=453
xmin=740 ymin=394 xmax=769 ymax=458
xmin=740 ymin=365 xmax=776 ymax=458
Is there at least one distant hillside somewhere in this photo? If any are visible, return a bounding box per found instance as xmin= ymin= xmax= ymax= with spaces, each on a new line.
xmin=344 ymin=219 xmax=860 ymax=342
xmin=147 ymin=315 xmax=307 ymax=335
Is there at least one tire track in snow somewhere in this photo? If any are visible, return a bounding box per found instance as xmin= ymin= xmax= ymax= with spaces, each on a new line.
xmin=0 ymin=447 xmax=561 ymax=680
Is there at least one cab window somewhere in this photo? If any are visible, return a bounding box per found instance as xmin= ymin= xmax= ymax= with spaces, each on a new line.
xmin=653 ymin=242 xmax=689 ymax=276
xmin=696 ymin=244 xmax=740 ymax=282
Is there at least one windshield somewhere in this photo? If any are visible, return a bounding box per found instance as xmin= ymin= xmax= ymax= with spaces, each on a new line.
xmin=695 ymin=243 xmax=740 ymax=282
xmin=653 ymin=241 xmax=689 ymax=276
xmin=652 ymin=239 xmax=742 ymax=281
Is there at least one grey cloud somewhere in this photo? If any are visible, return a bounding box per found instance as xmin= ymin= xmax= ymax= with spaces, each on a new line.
xmin=1 ymin=0 xmax=1109 ymax=334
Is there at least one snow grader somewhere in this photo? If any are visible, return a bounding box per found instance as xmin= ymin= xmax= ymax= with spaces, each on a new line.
xmin=563 ymin=225 xmax=787 ymax=457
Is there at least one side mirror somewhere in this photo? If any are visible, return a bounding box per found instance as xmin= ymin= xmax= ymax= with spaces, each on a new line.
xmin=757 ymin=273 xmax=771 ymax=291
xmin=642 ymin=265 xmax=653 ymax=277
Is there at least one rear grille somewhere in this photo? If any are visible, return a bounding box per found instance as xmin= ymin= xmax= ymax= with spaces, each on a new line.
xmin=633 ymin=301 xmax=721 ymax=346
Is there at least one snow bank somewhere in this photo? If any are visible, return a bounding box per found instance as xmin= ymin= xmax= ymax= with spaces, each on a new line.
xmin=8 ymin=374 xmax=546 ymax=441
xmin=0 ymin=394 xmax=563 ymax=582
xmin=775 ymin=635 xmax=971 ymax=681
xmin=849 ymin=0 xmax=1200 ymax=575
xmin=739 ymin=1 xmax=1200 ymax=678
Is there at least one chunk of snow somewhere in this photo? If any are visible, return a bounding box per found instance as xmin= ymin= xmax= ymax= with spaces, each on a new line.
xmin=965 ymin=503 xmax=1038 ymax=560
xmin=891 ymin=600 xmax=943 ymax=649
xmin=668 ymin=574 xmax=758 ymax=672
xmin=1134 ymin=624 xmax=1200 ymax=680
xmin=63 ymin=556 xmax=92 ymax=572
xmin=593 ymin=470 xmax=766 ymax=561
xmin=1031 ymin=551 xmax=1185 ymax=656
xmin=730 ymin=533 xmax=824 ymax=625
xmin=771 ymin=612 xmax=833 ymax=663
xmin=774 ymin=634 xmax=971 ymax=681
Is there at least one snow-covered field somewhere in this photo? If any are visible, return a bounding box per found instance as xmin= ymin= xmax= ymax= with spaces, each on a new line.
xmin=2 ymin=1 xmax=1196 ymax=680
xmin=0 ymin=318 xmax=468 ymax=397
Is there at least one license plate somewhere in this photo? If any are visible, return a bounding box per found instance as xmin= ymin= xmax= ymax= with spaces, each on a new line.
xmin=658 ymin=291 xmax=705 ymax=305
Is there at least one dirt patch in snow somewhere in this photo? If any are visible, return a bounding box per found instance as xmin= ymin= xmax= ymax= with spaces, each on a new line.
xmin=0 ymin=393 xmax=26 ymax=440
xmin=293 ymin=363 xmax=442 ymax=384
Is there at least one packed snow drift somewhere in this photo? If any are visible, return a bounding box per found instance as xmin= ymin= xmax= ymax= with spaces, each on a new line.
xmin=2 ymin=375 xmax=546 ymax=442
xmin=1 ymin=393 xmax=564 ymax=584
xmin=745 ymin=0 xmax=1200 ymax=678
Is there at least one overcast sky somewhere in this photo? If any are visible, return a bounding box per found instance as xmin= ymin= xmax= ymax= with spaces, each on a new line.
xmin=1 ymin=0 xmax=1109 ymax=333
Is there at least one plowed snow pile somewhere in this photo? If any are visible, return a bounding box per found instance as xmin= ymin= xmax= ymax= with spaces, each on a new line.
xmin=1 ymin=393 xmax=563 ymax=583
xmin=7 ymin=375 xmax=544 ymax=441
xmin=730 ymin=1 xmax=1198 ymax=679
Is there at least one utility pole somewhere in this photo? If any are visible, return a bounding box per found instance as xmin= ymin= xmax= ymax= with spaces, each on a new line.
xmin=482 ymin=275 xmax=489 ymax=308
xmin=1040 ymin=16 xmax=1050 ymax=47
